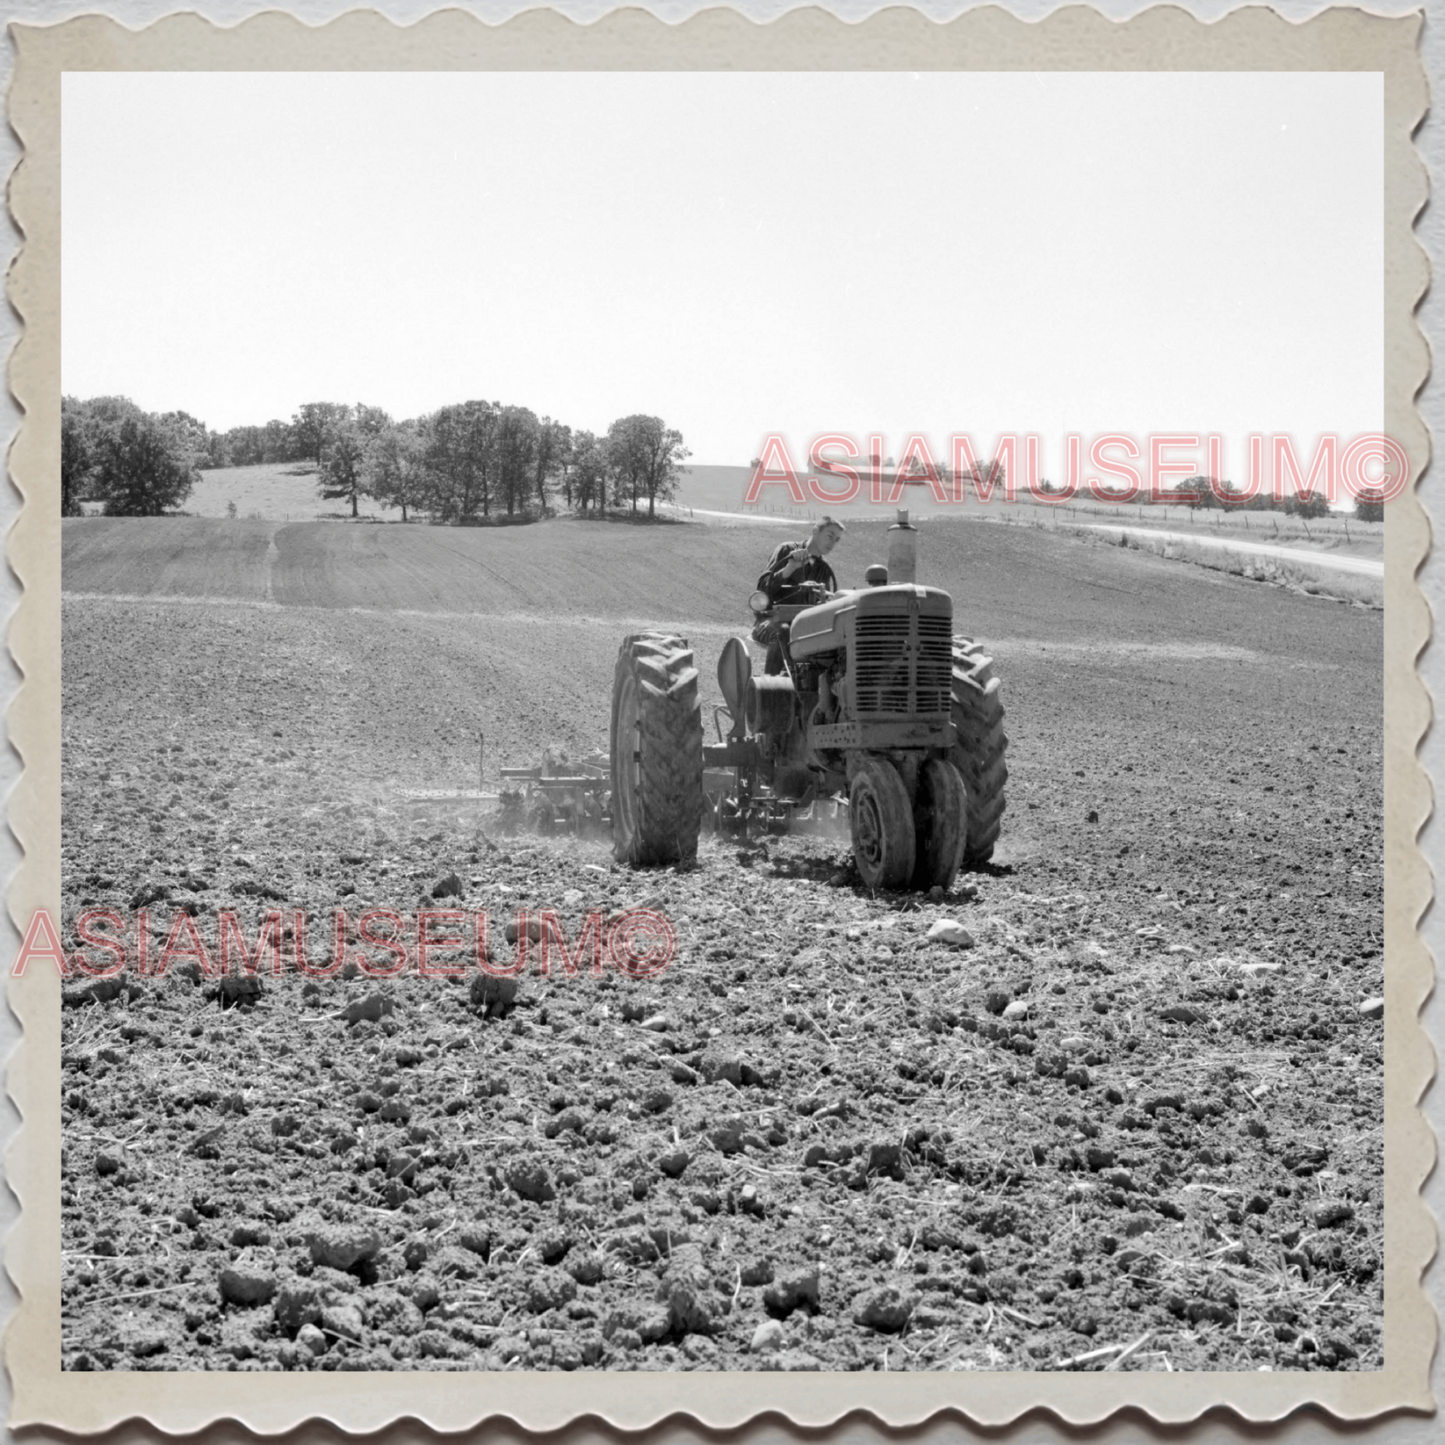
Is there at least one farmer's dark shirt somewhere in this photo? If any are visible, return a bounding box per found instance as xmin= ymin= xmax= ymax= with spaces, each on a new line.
xmin=758 ymin=540 xmax=838 ymax=604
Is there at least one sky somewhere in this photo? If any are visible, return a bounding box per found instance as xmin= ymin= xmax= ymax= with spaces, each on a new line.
xmin=61 ymin=71 xmax=1382 ymax=470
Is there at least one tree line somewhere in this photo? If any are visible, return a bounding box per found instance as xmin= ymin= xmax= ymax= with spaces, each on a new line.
xmin=778 ymin=454 xmax=1384 ymax=520
xmin=307 ymin=401 xmax=689 ymax=524
xmin=62 ymin=395 xmax=691 ymax=522
xmin=956 ymin=462 xmax=1384 ymax=521
xmin=1033 ymin=472 xmax=1385 ymax=522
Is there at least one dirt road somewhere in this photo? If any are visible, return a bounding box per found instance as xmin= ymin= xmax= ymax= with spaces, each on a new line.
xmin=1080 ymin=526 xmax=1385 ymax=578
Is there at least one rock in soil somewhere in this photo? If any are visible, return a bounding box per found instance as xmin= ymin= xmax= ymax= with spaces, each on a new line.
xmin=926 ymin=919 xmax=975 ymax=947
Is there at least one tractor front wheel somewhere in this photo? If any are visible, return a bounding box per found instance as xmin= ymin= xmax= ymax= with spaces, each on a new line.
xmin=849 ymin=755 xmax=916 ymax=889
xmin=610 ymin=633 xmax=705 ymax=865
xmin=912 ymin=757 xmax=968 ymax=891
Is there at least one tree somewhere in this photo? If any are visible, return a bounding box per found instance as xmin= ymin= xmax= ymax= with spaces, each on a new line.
xmin=365 ymin=423 xmax=429 ymax=522
xmin=1355 ymin=489 xmax=1386 ymax=523
xmin=569 ymin=431 xmax=607 ymax=516
xmin=222 ymin=423 xmax=277 ymax=466
xmin=495 ymin=405 xmax=539 ymax=516
xmin=353 ymin=404 xmax=393 ymax=441
xmin=319 ymin=422 xmax=369 ymax=517
xmin=961 ymin=458 xmax=1008 ymax=501
xmin=60 ymin=399 xmax=92 ymax=516
xmin=262 ymin=418 xmax=299 ymax=463
xmin=426 ymin=400 xmax=497 ymax=521
xmin=1282 ymin=491 xmax=1329 ymax=521
xmin=532 ymin=418 xmax=570 ymax=516
xmin=292 ymin=402 xmax=351 ymax=467
xmin=1166 ymin=474 xmax=1218 ymax=509
xmin=606 ymin=414 xmax=690 ymax=519
xmin=157 ymin=410 xmax=212 ymax=470
xmin=203 ymin=430 xmax=230 ymax=469
xmin=92 ymin=411 xmax=197 ymax=515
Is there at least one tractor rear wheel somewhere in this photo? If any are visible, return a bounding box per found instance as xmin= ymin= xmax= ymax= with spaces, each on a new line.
xmin=849 ymin=755 xmax=916 ymax=889
xmin=610 ymin=632 xmax=705 ymax=865
xmin=948 ymin=638 xmax=1008 ymax=864
xmin=912 ymin=757 xmax=968 ymax=891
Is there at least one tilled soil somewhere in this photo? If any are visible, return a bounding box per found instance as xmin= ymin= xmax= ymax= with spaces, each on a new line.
xmin=58 ymin=517 xmax=1384 ymax=1373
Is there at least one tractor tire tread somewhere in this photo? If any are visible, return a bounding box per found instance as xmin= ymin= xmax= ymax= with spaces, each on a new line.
xmin=949 ymin=637 xmax=1008 ymax=864
xmin=611 ymin=634 xmax=705 ymax=866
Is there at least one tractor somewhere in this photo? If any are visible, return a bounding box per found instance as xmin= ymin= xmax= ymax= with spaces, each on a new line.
xmin=609 ymin=511 xmax=1006 ymax=890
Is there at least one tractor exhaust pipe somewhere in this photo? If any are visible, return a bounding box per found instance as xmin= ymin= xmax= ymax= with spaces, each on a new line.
xmin=887 ymin=508 xmax=918 ymax=584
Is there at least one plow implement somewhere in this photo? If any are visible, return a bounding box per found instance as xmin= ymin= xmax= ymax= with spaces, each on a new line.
xmin=495 ymin=750 xmax=845 ymax=840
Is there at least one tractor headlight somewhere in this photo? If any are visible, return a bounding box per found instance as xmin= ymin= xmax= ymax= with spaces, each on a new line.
xmin=749 ymin=589 xmax=772 ymax=615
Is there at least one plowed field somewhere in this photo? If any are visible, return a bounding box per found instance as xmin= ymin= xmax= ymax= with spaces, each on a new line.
xmin=59 ymin=514 xmax=1384 ymax=1373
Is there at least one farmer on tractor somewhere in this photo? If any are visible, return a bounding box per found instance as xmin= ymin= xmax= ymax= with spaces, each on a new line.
xmin=610 ymin=505 xmax=1007 ymax=888
xmin=751 ymin=516 xmax=846 ymax=674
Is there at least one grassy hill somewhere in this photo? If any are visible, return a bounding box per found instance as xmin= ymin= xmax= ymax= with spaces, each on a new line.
xmin=675 ymin=463 xmax=961 ymax=522
xmin=181 ymin=462 xmax=409 ymax=522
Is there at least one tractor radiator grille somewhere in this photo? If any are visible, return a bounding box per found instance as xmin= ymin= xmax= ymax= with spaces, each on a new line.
xmin=854 ymin=614 xmax=953 ymax=717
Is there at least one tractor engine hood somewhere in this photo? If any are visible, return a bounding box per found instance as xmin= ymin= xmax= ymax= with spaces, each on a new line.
xmin=789 ymin=584 xmax=953 ymax=661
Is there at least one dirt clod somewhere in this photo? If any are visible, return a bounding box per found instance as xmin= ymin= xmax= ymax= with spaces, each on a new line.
xmin=306 ymin=1225 xmax=381 ymax=1272
xmin=659 ymin=1242 xmax=714 ymax=1335
xmin=658 ymin=1148 xmax=691 ymax=1179
xmin=469 ymin=973 xmax=520 ymax=1018
xmin=341 ymin=992 xmax=393 ymax=1026
xmin=763 ymin=1265 xmax=819 ymax=1319
xmin=218 ymin=1250 xmax=277 ymax=1306
xmin=219 ymin=975 xmax=263 ymax=1009
xmin=700 ymin=1046 xmax=744 ymax=1085
xmin=566 ymin=1252 xmax=605 ymax=1286
xmin=529 ymin=1268 xmax=579 ymax=1314
xmin=852 ymin=1283 xmax=917 ymax=1333
xmin=505 ymin=1157 xmax=557 ymax=1203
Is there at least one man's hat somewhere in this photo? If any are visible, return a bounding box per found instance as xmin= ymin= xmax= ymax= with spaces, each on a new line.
xmin=815 ymin=515 xmax=846 ymax=535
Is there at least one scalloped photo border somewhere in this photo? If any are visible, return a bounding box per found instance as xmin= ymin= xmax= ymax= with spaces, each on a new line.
xmin=4 ymin=4 xmax=1433 ymax=1434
